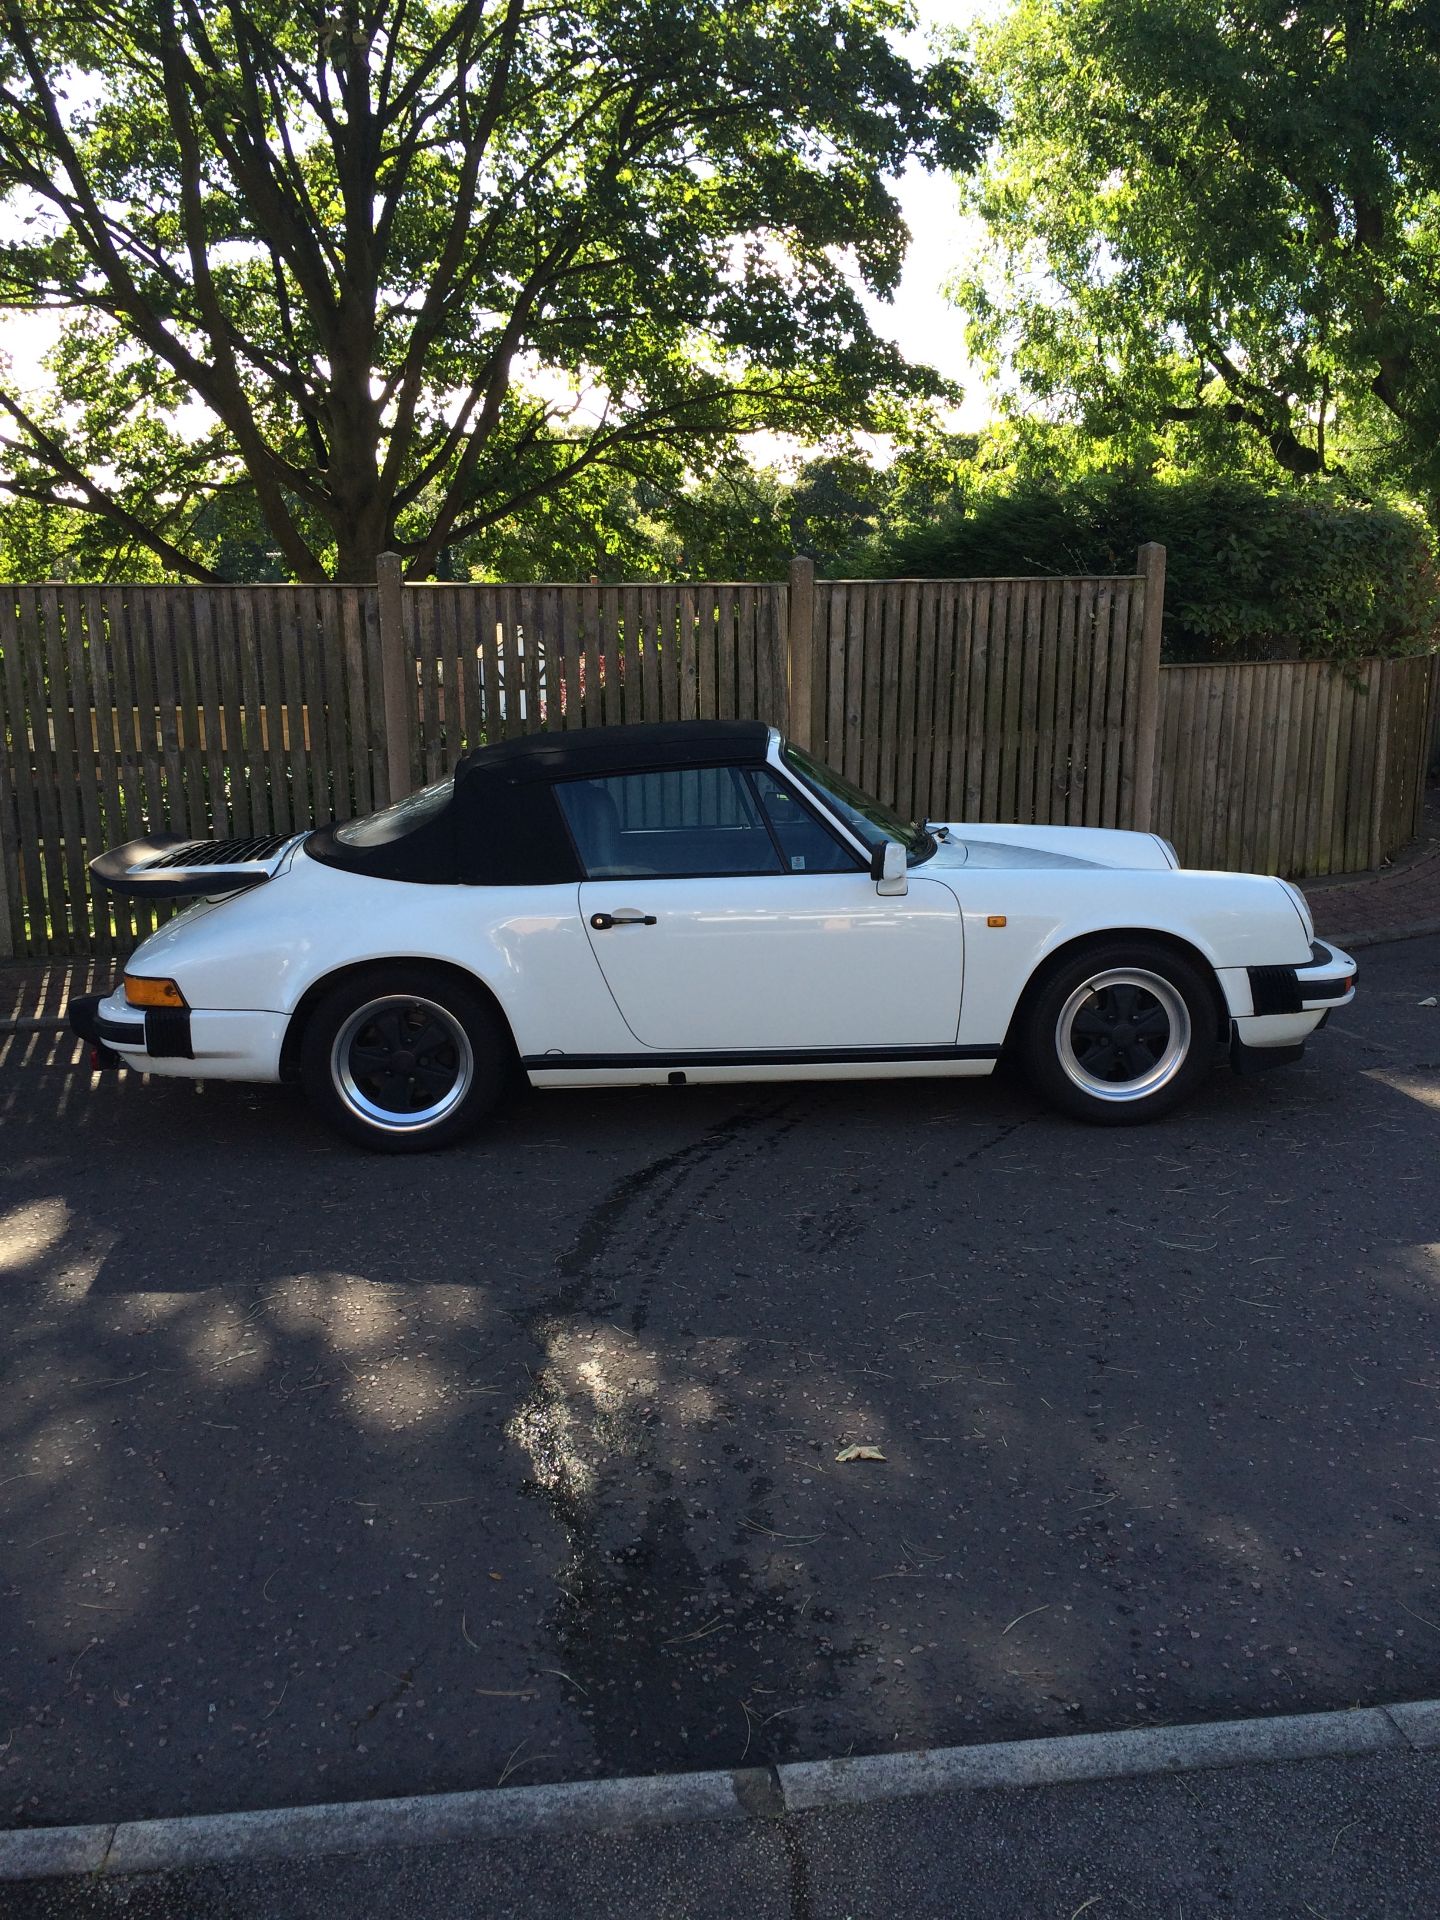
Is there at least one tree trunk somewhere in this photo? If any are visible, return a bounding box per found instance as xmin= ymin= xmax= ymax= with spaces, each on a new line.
xmin=331 ymin=482 xmax=392 ymax=582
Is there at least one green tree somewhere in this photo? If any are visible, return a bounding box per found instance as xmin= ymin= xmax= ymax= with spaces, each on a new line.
xmin=0 ymin=0 xmax=989 ymax=582
xmin=443 ymin=430 xmax=983 ymax=581
xmin=441 ymin=449 xmax=670 ymax=581
xmin=960 ymin=0 xmax=1440 ymax=518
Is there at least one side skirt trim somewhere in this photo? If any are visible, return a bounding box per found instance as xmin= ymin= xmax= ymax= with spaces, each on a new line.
xmin=522 ymin=1043 xmax=1002 ymax=1071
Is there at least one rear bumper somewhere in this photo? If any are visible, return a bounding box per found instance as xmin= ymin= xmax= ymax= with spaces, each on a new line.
xmin=66 ymin=987 xmax=286 ymax=1081
xmin=68 ymin=991 xmax=147 ymax=1053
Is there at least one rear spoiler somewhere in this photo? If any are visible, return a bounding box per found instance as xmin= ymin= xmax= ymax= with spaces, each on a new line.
xmin=90 ymin=833 xmax=301 ymax=900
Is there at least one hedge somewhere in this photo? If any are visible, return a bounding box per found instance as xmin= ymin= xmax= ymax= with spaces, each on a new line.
xmin=853 ymin=476 xmax=1439 ymax=663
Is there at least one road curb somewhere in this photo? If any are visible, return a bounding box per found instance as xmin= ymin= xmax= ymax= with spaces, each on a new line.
xmin=781 ymin=1704 xmax=1414 ymax=1811
xmin=3 ymin=1700 xmax=1437 ymax=1883
xmin=1333 ymin=916 xmax=1440 ymax=951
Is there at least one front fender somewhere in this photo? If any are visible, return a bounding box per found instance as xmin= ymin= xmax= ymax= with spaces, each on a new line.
xmin=953 ymin=868 xmax=1311 ymax=1049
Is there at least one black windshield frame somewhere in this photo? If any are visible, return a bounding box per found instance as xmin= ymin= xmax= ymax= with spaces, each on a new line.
xmin=780 ymin=744 xmax=932 ymax=861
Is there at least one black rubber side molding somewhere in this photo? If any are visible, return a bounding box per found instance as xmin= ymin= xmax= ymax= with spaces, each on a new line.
xmin=523 ymin=1044 xmax=1003 ymax=1070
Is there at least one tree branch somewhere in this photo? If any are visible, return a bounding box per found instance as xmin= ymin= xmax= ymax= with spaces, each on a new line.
xmin=0 ymin=391 xmax=222 ymax=581
xmin=157 ymin=1 xmax=325 ymax=578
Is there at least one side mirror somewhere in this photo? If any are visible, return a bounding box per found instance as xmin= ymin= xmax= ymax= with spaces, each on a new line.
xmin=870 ymin=840 xmax=908 ymax=897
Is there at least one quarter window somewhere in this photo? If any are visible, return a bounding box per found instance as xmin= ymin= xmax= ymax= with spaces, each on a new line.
xmin=748 ymin=770 xmax=860 ymax=873
xmin=555 ymin=767 xmax=784 ymax=879
xmin=333 ymin=776 xmax=453 ymax=846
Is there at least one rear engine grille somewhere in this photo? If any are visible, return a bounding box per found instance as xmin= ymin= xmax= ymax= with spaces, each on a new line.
xmin=135 ymin=835 xmax=292 ymax=871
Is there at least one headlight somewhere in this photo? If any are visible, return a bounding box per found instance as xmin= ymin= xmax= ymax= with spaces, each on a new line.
xmin=1279 ymin=880 xmax=1314 ymax=943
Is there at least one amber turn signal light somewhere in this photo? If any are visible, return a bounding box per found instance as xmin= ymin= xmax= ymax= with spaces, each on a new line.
xmin=986 ymin=915 xmax=1007 ymax=928
xmin=123 ymin=974 xmax=187 ymax=1009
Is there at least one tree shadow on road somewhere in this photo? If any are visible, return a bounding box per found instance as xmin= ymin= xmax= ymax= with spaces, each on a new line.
xmin=3 ymin=1017 xmax=1439 ymax=1829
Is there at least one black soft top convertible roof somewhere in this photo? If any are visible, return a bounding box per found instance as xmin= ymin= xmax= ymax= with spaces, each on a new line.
xmin=455 ymin=719 xmax=773 ymax=785
xmin=306 ymin=720 xmax=779 ymax=887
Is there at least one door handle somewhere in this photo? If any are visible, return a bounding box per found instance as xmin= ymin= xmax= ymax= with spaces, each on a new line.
xmin=590 ymin=910 xmax=657 ymax=930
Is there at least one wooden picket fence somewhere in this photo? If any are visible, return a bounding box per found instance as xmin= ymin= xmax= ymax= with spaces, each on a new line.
xmin=0 ymin=548 xmax=1433 ymax=961
xmin=0 ymin=584 xmax=392 ymax=959
xmin=0 ymin=572 xmax=791 ymax=959
xmin=403 ymin=579 xmax=790 ymax=788
xmin=807 ymin=571 xmax=1160 ymax=831
xmin=1154 ymin=654 xmax=1438 ymax=877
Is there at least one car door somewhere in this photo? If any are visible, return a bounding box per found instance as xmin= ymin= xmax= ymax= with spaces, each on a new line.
xmin=554 ymin=764 xmax=964 ymax=1051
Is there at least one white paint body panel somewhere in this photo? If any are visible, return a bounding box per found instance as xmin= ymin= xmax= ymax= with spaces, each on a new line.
xmin=122 ymin=852 xmax=637 ymax=1058
xmin=95 ymin=995 xmax=288 ymax=1080
xmin=946 ymin=865 xmax=1315 ymax=1048
xmin=100 ymin=735 xmax=1351 ymax=1096
xmin=1234 ymin=1011 xmax=1325 ymax=1047
xmin=576 ymin=873 xmax=963 ymax=1048
xmin=933 ymin=822 xmax=1177 ymax=871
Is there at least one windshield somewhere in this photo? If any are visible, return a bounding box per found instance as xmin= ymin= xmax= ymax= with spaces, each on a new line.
xmin=334 ymin=776 xmax=454 ymax=847
xmin=781 ymin=744 xmax=930 ymax=857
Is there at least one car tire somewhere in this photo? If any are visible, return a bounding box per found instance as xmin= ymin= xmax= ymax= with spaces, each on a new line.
xmin=299 ymin=966 xmax=512 ymax=1152
xmin=1019 ymin=940 xmax=1218 ymax=1125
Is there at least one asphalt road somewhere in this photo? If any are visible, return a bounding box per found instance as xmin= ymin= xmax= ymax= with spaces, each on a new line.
xmin=8 ymin=1752 xmax=1440 ymax=1920
xmin=3 ymin=937 xmax=1439 ymax=1829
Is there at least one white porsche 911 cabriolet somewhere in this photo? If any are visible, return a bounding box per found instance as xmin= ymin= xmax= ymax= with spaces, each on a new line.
xmin=68 ymin=720 xmax=1356 ymax=1150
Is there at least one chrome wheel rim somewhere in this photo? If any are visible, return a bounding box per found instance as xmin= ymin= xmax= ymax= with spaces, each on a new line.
xmin=1056 ymin=968 xmax=1191 ymax=1103
xmin=331 ymin=995 xmax=474 ymax=1131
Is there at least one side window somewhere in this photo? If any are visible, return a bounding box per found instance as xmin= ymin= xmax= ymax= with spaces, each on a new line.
xmin=749 ymin=769 xmax=861 ymax=874
xmin=555 ymin=768 xmax=784 ymax=879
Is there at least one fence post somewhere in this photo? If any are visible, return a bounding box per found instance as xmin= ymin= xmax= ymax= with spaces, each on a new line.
xmin=786 ymin=554 xmax=816 ymax=750
xmin=0 ymin=770 xmax=12 ymax=960
xmin=1367 ymin=660 xmax=1394 ymax=870
xmin=375 ymin=551 xmax=413 ymax=804
xmin=0 ymin=600 xmax=13 ymax=956
xmin=1133 ymin=543 xmax=1166 ymax=830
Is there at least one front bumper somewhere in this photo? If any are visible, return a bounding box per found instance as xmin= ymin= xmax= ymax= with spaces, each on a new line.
xmin=1224 ymin=938 xmax=1356 ymax=1074
xmin=67 ymin=986 xmax=286 ymax=1082
xmin=1247 ymin=938 xmax=1358 ymax=1016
